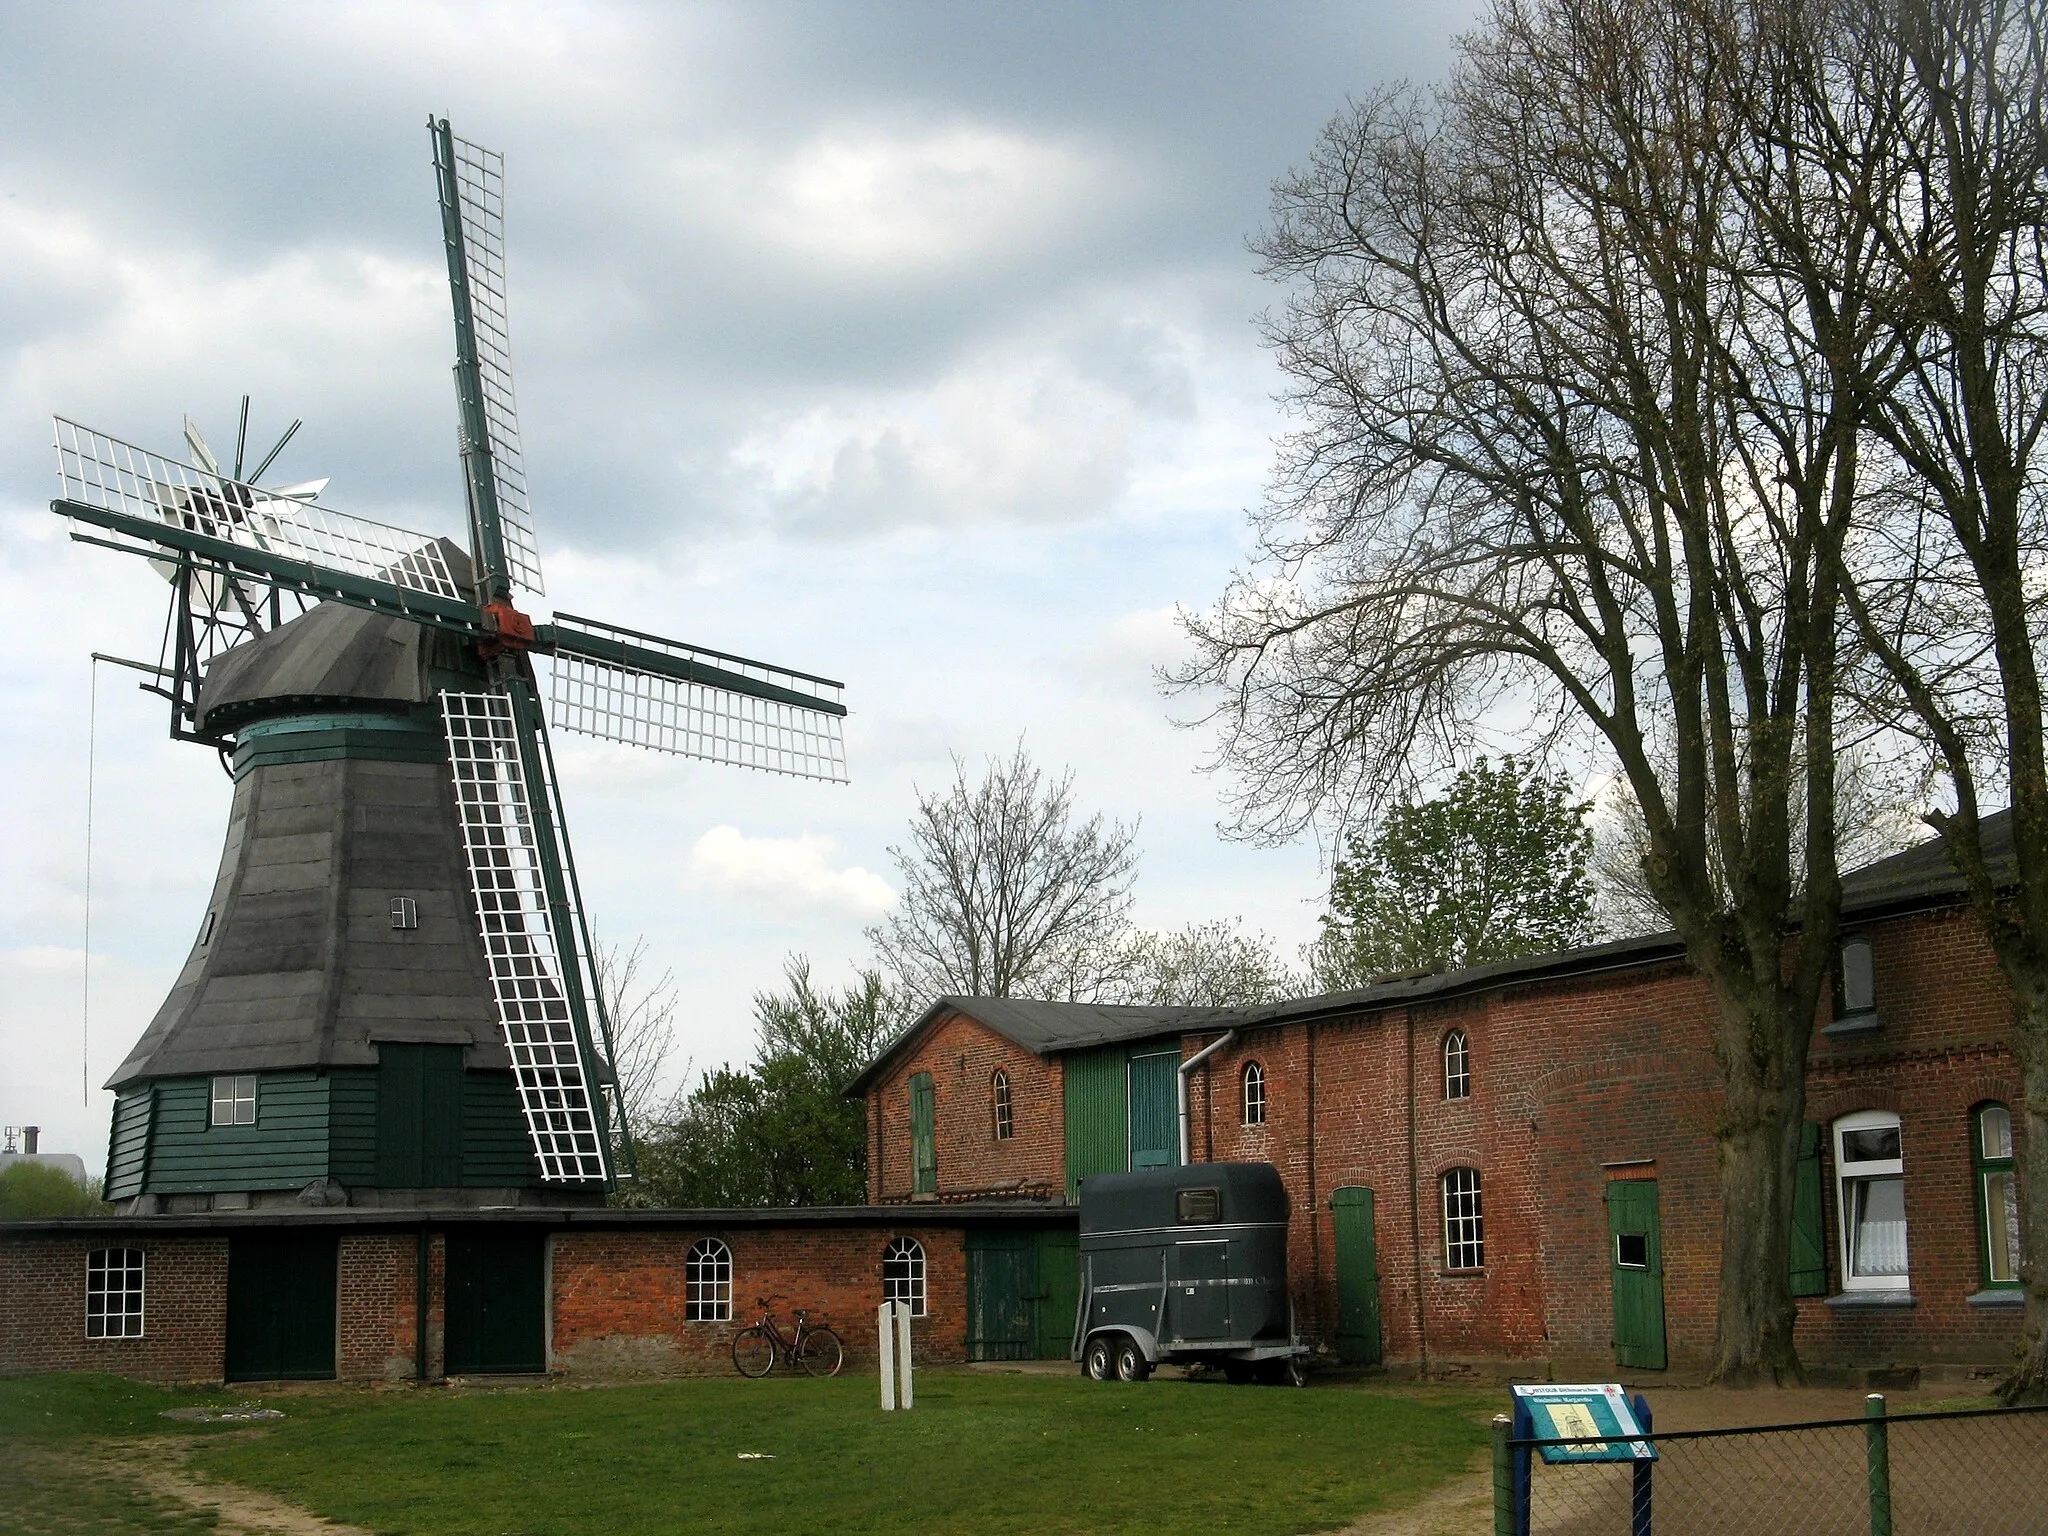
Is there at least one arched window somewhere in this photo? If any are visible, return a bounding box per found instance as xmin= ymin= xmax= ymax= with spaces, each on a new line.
xmin=1974 ymin=1103 xmax=2019 ymax=1288
xmin=992 ymin=1069 xmax=1013 ymax=1141
xmin=1443 ymin=1030 xmax=1471 ymax=1100
xmin=1835 ymin=1110 xmax=1909 ymax=1290
xmin=882 ymin=1236 xmax=926 ymax=1317
xmin=1441 ymin=1167 xmax=1484 ymax=1270
xmin=1242 ymin=1061 xmax=1267 ymax=1126
xmin=685 ymin=1238 xmax=732 ymax=1322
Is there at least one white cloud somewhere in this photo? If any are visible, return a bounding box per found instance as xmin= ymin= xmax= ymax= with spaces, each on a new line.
xmin=1055 ymin=605 xmax=1190 ymax=702
xmin=685 ymin=825 xmax=893 ymax=918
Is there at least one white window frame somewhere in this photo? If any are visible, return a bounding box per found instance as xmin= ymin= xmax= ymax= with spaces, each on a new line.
xmin=1976 ymin=1103 xmax=2021 ymax=1288
xmin=1835 ymin=1109 xmax=1910 ymax=1291
xmin=86 ymin=1247 xmax=145 ymax=1339
xmin=882 ymin=1236 xmax=926 ymax=1317
xmin=1442 ymin=1167 xmax=1484 ymax=1271
xmin=1242 ymin=1061 xmax=1267 ymax=1126
xmin=1443 ymin=1030 xmax=1471 ymax=1100
xmin=210 ymin=1075 xmax=256 ymax=1127
xmin=992 ymin=1069 xmax=1013 ymax=1141
xmin=684 ymin=1237 xmax=732 ymax=1322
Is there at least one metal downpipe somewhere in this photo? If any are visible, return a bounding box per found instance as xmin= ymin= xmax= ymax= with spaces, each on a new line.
xmin=1178 ymin=1030 xmax=1237 ymax=1165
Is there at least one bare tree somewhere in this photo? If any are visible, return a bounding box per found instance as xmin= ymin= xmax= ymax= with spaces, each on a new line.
xmin=1114 ymin=920 xmax=1305 ymax=1006
xmin=868 ymin=742 xmax=1140 ymax=1002
xmin=1822 ymin=0 xmax=2048 ymax=1398
xmin=1175 ymin=0 xmax=1906 ymax=1381
xmin=594 ymin=938 xmax=680 ymax=1137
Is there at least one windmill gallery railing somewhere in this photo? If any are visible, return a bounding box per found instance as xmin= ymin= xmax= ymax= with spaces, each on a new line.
xmin=1494 ymin=1398 xmax=2048 ymax=1536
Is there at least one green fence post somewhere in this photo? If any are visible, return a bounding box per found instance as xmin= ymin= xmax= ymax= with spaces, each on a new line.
xmin=1492 ymin=1414 xmax=1516 ymax=1536
xmin=1864 ymin=1392 xmax=1892 ymax=1536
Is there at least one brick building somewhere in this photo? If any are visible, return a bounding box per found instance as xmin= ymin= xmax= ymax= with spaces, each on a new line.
xmin=0 ymin=1204 xmax=1073 ymax=1385
xmin=849 ymin=824 xmax=2030 ymax=1383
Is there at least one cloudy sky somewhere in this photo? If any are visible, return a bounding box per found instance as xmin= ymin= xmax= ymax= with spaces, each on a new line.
xmin=0 ymin=1 xmax=1483 ymax=1168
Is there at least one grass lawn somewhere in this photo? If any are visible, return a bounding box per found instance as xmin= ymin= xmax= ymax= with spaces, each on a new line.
xmin=0 ymin=1371 xmax=1494 ymax=1536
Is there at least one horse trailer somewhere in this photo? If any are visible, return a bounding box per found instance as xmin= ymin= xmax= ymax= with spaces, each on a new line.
xmin=1073 ymin=1162 xmax=1309 ymax=1384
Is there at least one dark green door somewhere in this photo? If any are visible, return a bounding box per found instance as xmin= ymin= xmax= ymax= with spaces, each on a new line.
xmin=1171 ymin=1240 xmax=1231 ymax=1341
xmin=225 ymin=1230 xmax=337 ymax=1381
xmin=1035 ymin=1227 xmax=1081 ymax=1359
xmin=1129 ymin=1050 xmax=1180 ymax=1170
xmin=1064 ymin=1047 xmax=1130 ymax=1200
xmin=1607 ymin=1179 xmax=1667 ymax=1370
xmin=909 ymin=1071 xmax=937 ymax=1195
xmin=966 ymin=1230 xmax=1037 ymax=1361
xmin=377 ymin=1042 xmax=464 ymax=1187
xmin=445 ymin=1228 xmax=546 ymax=1374
xmin=1331 ymin=1186 xmax=1383 ymax=1366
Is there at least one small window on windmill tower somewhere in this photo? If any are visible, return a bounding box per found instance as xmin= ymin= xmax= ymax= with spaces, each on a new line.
xmin=199 ymin=910 xmax=216 ymax=947
xmin=390 ymin=897 xmax=419 ymax=930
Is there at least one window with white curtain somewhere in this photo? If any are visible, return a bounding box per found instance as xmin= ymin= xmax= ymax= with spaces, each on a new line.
xmin=1835 ymin=1110 xmax=1909 ymax=1290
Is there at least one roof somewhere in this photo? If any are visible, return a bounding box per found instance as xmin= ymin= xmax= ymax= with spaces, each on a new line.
xmin=1838 ymin=810 xmax=2011 ymax=919
xmin=0 ymin=1201 xmax=1077 ymax=1238
xmin=846 ymin=816 xmax=2005 ymax=1095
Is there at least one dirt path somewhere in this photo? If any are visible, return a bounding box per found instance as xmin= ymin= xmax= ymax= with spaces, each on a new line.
xmin=1334 ymin=1455 xmax=1494 ymax=1535
xmin=75 ymin=1435 xmax=373 ymax=1536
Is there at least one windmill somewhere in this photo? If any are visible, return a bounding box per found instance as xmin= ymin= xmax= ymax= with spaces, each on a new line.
xmin=55 ymin=119 xmax=847 ymax=1209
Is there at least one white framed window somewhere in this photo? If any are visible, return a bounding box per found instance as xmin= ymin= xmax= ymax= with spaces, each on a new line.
xmin=210 ymin=1075 xmax=256 ymax=1127
xmin=1242 ymin=1061 xmax=1267 ymax=1126
xmin=390 ymin=896 xmax=419 ymax=930
xmin=1442 ymin=1167 xmax=1484 ymax=1270
xmin=1835 ymin=1110 xmax=1909 ymax=1290
xmin=86 ymin=1247 xmax=145 ymax=1339
xmin=992 ymin=1069 xmax=1013 ymax=1141
xmin=684 ymin=1238 xmax=732 ymax=1322
xmin=1443 ymin=1030 xmax=1471 ymax=1100
xmin=882 ymin=1236 xmax=926 ymax=1317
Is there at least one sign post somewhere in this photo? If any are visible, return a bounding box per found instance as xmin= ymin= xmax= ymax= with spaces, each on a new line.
xmin=878 ymin=1301 xmax=914 ymax=1411
xmin=1508 ymin=1384 xmax=1657 ymax=1536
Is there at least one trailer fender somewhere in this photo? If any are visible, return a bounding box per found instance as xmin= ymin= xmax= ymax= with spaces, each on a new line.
xmin=1085 ymin=1323 xmax=1161 ymax=1364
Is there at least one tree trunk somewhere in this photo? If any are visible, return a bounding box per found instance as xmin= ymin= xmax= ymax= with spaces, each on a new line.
xmin=1998 ymin=956 xmax=2048 ymax=1401
xmin=1709 ymin=1011 xmax=1805 ymax=1385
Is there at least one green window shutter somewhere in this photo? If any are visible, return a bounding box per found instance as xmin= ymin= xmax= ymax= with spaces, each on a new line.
xmin=1789 ymin=1121 xmax=1826 ymax=1297
xmin=910 ymin=1072 xmax=937 ymax=1195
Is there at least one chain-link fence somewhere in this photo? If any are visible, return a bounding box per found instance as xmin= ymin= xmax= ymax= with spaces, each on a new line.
xmin=1494 ymin=1400 xmax=2048 ymax=1535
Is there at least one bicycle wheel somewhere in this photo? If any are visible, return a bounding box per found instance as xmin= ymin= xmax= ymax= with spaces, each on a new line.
xmin=796 ymin=1325 xmax=844 ymax=1377
xmin=732 ymin=1326 xmax=777 ymax=1378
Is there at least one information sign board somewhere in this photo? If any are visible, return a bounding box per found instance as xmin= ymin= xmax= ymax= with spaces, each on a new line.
xmin=1511 ymin=1383 xmax=1657 ymax=1463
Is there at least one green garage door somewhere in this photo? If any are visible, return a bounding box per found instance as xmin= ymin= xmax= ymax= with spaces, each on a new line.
xmin=1035 ymin=1226 xmax=1081 ymax=1360
xmin=225 ymin=1229 xmax=338 ymax=1381
xmin=967 ymin=1229 xmax=1037 ymax=1361
xmin=445 ymin=1228 xmax=547 ymax=1374
xmin=1332 ymin=1186 xmax=1383 ymax=1366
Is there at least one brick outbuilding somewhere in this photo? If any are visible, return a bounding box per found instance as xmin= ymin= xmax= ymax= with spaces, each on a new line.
xmin=849 ymin=823 xmax=2031 ymax=1384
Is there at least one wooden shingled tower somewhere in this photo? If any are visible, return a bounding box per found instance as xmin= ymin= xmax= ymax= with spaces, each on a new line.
xmin=59 ymin=120 xmax=849 ymax=1214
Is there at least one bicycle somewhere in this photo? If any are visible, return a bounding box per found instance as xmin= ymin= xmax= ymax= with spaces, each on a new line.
xmin=731 ymin=1306 xmax=844 ymax=1378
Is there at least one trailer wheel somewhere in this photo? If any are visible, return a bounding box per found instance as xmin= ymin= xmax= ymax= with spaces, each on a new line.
xmin=1083 ymin=1334 xmax=1117 ymax=1381
xmin=1284 ymin=1353 xmax=1308 ymax=1388
xmin=1113 ymin=1336 xmax=1151 ymax=1382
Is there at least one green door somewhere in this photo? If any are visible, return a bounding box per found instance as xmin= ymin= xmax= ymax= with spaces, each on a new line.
xmin=909 ymin=1072 xmax=937 ymax=1195
xmin=1063 ymin=1047 xmax=1129 ymax=1200
xmin=1171 ymin=1240 xmax=1232 ymax=1341
xmin=1128 ymin=1049 xmax=1180 ymax=1170
xmin=966 ymin=1229 xmax=1037 ymax=1361
xmin=377 ymin=1042 xmax=464 ymax=1187
xmin=1607 ymin=1179 xmax=1668 ymax=1370
xmin=225 ymin=1230 xmax=338 ymax=1381
xmin=1331 ymin=1186 xmax=1383 ymax=1366
xmin=1035 ymin=1226 xmax=1081 ymax=1359
xmin=445 ymin=1228 xmax=547 ymax=1374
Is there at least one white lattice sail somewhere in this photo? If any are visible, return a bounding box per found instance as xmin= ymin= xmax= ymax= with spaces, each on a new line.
xmin=439 ymin=691 xmax=607 ymax=1182
xmin=442 ymin=132 xmax=544 ymax=598
xmin=54 ymin=418 xmax=463 ymax=601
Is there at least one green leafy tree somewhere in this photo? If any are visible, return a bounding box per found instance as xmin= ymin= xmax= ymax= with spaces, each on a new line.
xmin=1310 ymin=758 xmax=1595 ymax=989
xmin=0 ymin=1163 xmax=109 ymax=1218
xmin=625 ymin=958 xmax=900 ymax=1208
xmin=1115 ymin=920 xmax=1304 ymax=1006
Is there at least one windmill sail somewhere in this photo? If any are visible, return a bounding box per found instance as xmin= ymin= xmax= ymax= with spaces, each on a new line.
xmin=55 ymin=419 xmax=465 ymax=606
xmin=433 ymin=124 xmax=544 ymax=599
xmin=440 ymin=690 xmax=609 ymax=1182
xmin=544 ymin=612 xmax=850 ymax=783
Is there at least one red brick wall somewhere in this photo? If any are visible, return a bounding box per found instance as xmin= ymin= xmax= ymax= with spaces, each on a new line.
xmin=0 ymin=1235 xmax=227 ymax=1383
xmin=866 ymin=1012 xmax=1066 ymax=1203
xmin=338 ymin=1233 xmax=421 ymax=1382
xmin=550 ymin=1225 xmax=969 ymax=1376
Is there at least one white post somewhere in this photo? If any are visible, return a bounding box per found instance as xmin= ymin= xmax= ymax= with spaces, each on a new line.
xmin=894 ymin=1299 xmax=914 ymax=1410
xmin=878 ymin=1302 xmax=897 ymax=1410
